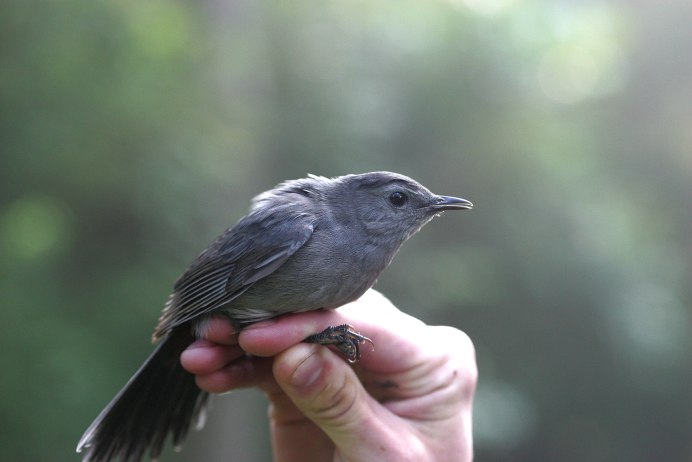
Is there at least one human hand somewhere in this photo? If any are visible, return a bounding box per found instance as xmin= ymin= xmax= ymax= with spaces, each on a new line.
xmin=180 ymin=290 xmax=477 ymax=462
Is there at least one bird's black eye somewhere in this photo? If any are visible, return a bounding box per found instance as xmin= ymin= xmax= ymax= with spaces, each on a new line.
xmin=389 ymin=191 xmax=408 ymax=207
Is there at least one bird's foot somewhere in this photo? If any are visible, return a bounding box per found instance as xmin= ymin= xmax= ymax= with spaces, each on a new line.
xmin=304 ymin=324 xmax=374 ymax=363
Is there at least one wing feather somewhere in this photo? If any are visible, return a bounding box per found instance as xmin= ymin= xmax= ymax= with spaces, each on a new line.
xmin=153 ymin=210 xmax=315 ymax=340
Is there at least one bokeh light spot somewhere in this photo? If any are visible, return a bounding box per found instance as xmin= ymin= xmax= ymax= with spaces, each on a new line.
xmin=537 ymin=45 xmax=599 ymax=104
xmin=474 ymin=379 xmax=537 ymax=450
xmin=1 ymin=196 xmax=73 ymax=260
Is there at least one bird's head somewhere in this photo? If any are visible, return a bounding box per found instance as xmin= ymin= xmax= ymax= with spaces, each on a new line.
xmin=323 ymin=171 xmax=472 ymax=244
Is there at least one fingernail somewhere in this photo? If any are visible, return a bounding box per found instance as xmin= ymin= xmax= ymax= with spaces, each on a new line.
xmin=185 ymin=339 xmax=214 ymax=350
xmin=289 ymin=349 xmax=323 ymax=390
xmin=244 ymin=318 xmax=277 ymax=330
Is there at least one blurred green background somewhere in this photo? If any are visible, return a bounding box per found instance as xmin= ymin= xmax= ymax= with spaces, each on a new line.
xmin=2 ymin=0 xmax=691 ymax=460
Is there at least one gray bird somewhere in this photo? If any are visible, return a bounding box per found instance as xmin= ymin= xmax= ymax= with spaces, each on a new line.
xmin=77 ymin=171 xmax=472 ymax=462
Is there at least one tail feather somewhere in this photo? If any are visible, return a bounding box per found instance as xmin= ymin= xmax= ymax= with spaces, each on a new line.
xmin=77 ymin=326 xmax=209 ymax=462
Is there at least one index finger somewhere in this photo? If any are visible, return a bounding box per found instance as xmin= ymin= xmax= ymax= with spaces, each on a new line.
xmin=195 ymin=316 xmax=239 ymax=346
xmin=238 ymin=290 xmax=430 ymax=372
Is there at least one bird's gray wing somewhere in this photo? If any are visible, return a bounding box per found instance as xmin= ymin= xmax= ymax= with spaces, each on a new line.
xmin=153 ymin=211 xmax=315 ymax=339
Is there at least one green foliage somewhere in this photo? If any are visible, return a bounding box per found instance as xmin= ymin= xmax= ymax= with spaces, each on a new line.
xmin=1 ymin=0 xmax=691 ymax=460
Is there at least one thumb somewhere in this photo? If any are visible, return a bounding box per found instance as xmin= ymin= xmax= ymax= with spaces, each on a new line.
xmin=272 ymin=343 xmax=395 ymax=459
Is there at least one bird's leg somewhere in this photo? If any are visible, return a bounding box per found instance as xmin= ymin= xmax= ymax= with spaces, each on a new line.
xmin=304 ymin=324 xmax=374 ymax=363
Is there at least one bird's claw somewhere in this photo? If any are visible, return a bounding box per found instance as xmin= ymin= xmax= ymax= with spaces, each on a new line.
xmin=304 ymin=324 xmax=374 ymax=363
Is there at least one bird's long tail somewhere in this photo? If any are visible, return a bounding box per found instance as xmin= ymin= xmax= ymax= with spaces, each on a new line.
xmin=77 ymin=326 xmax=209 ymax=462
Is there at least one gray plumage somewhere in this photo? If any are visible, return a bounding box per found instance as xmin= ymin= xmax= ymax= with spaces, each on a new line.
xmin=77 ymin=171 xmax=472 ymax=462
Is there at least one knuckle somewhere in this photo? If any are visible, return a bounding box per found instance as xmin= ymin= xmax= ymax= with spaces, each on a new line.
xmin=430 ymin=326 xmax=478 ymax=398
xmin=312 ymin=376 xmax=360 ymax=424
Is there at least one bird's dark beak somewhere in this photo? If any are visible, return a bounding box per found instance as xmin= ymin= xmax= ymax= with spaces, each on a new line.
xmin=431 ymin=195 xmax=473 ymax=211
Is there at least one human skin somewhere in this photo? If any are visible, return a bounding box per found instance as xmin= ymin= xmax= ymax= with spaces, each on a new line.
xmin=181 ymin=290 xmax=477 ymax=462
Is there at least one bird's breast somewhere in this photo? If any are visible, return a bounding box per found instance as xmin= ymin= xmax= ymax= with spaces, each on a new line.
xmin=222 ymin=234 xmax=389 ymax=323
